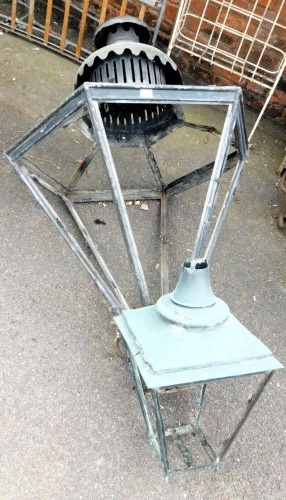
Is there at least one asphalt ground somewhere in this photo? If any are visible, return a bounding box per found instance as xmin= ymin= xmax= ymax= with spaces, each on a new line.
xmin=1 ymin=32 xmax=286 ymax=499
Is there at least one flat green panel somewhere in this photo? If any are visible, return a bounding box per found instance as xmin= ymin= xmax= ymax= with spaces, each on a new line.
xmin=115 ymin=311 xmax=283 ymax=389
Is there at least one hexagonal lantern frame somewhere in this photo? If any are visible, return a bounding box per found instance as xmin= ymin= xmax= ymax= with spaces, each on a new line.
xmin=6 ymin=83 xmax=282 ymax=475
xmin=6 ymin=82 xmax=247 ymax=314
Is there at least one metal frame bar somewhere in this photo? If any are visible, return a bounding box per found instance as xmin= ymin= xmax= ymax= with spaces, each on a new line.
xmin=6 ymin=84 xmax=247 ymax=161
xmin=86 ymin=97 xmax=150 ymax=306
xmin=5 ymin=83 xmax=248 ymax=313
xmin=8 ymin=158 xmax=123 ymax=314
xmin=191 ymin=100 xmax=238 ymax=259
xmin=217 ymin=370 xmax=274 ymax=462
xmin=123 ymin=341 xmax=160 ymax=453
xmin=21 ymin=155 xmax=129 ymax=310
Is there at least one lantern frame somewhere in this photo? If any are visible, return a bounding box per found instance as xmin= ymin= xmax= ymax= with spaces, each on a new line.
xmin=5 ymin=83 xmax=283 ymax=476
xmin=6 ymin=83 xmax=247 ymax=313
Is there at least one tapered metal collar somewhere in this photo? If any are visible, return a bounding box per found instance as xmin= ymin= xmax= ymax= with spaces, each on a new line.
xmin=156 ymin=259 xmax=230 ymax=328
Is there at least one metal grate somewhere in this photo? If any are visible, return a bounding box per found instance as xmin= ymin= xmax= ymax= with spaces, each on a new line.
xmin=75 ymin=16 xmax=182 ymax=138
xmin=168 ymin=0 xmax=286 ymax=139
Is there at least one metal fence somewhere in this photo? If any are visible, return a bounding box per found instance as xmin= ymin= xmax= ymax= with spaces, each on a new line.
xmin=0 ymin=0 xmax=170 ymax=61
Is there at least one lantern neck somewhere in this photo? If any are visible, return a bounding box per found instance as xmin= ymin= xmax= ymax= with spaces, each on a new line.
xmin=170 ymin=259 xmax=216 ymax=308
xmin=156 ymin=259 xmax=229 ymax=328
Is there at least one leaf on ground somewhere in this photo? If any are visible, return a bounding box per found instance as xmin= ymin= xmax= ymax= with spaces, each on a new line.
xmin=140 ymin=202 xmax=149 ymax=211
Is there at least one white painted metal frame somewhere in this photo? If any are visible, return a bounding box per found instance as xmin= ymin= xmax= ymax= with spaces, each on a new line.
xmin=168 ymin=0 xmax=286 ymax=140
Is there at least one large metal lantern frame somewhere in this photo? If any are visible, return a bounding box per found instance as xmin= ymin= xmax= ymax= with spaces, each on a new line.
xmin=6 ymin=82 xmax=247 ymax=314
xmin=6 ymin=83 xmax=283 ymax=475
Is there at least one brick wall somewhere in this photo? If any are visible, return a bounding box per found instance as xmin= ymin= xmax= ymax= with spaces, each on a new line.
xmin=160 ymin=0 xmax=286 ymax=126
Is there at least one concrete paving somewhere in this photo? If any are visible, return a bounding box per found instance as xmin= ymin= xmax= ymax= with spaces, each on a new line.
xmin=0 ymin=32 xmax=286 ymax=499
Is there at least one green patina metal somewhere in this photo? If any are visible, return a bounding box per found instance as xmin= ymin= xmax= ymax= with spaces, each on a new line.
xmin=116 ymin=261 xmax=282 ymax=474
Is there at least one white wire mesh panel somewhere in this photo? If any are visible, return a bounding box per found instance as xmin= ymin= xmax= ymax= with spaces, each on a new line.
xmin=168 ymin=0 xmax=286 ymax=138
